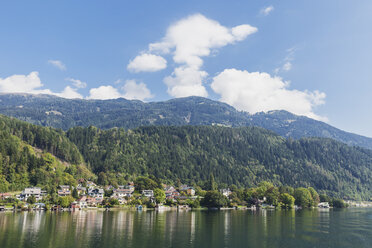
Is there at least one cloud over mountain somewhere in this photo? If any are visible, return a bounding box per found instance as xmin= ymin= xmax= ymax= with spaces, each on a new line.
xmin=211 ymin=69 xmax=327 ymax=121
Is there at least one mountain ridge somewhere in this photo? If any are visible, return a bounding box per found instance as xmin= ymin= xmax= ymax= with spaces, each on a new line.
xmin=1 ymin=93 xmax=371 ymax=149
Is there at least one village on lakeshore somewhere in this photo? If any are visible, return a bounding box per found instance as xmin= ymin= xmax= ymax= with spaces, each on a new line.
xmin=0 ymin=176 xmax=353 ymax=212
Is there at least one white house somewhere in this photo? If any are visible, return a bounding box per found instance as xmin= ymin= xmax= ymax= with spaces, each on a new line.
xmin=220 ymin=188 xmax=232 ymax=197
xmin=113 ymin=188 xmax=133 ymax=198
xmin=58 ymin=185 xmax=71 ymax=197
xmin=17 ymin=187 xmax=43 ymax=201
xmin=142 ymin=190 xmax=154 ymax=198
xmin=88 ymin=188 xmax=104 ymax=200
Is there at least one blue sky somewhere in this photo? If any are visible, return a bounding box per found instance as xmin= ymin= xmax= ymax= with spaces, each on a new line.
xmin=1 ymin=1 xmax=372 ymax=137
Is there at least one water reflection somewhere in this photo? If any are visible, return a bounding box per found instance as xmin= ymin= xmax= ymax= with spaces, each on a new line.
xmin=0 ymin=209 xmax=372 ymax=248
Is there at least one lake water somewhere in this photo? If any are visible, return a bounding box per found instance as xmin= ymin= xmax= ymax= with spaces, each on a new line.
xmin=0 ymin=208 xmax=372 ymax=248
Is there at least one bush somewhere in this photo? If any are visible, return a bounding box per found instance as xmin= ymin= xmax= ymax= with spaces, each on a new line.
xmin=280 ymin=193 xmax=295 ymax=209
xmin=201 ymin=191 xmax=228 ymax=208
xmin=332 ymin=199 xmax=348 ymax=208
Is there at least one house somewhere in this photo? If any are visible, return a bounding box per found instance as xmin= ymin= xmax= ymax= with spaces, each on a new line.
xmin=86 ymin=197 xmax=98 ymax=207
xmin=220 ymin=188 xmax=232 ymax=197
xmin=318 ymin=202 xmax=330 ymax=208
xmin=17 ymin=187 xmax=43 ymax=201
xmin=86 ymin=181 xmax=97 ymax=189
xmin=166 ymin=191 xmax=180 ymax=200
xmin=180 ymin=186 xmax=195 ymax=196
xmin=118 ymin=184 xmax=135 ymax=192
xmin=34 ymin=203 xmax=46 ymax=210
xmin=76 ymin=186 xmax=87 ymax=196
xmin=88 ymin=188 xmax=104 ymax=200
xmin=116 ymin=197 xmax=127 ymax=205
xmin=41 ymin=190 xmax=48 ymax=197
xmin=0 ymin=193 xmax=11 ymax=200
xmin=70 ymin=202 xmax=80 ymax=210
xmin=113 ymin=188 xmax=133 ymax=198
xmin=77 ymin=196 xmax=88 ymax=208
xmin=58 ymin=185 xmax=71 ymax=197
xmin=164 ymin=186 xmax=180 ymax=200
xmin=105 ymin=185 xmax=114 ymax=191
xmin=164 ymin=186 xmax=176 ymax=192
xmin=142 ymin=190 xmax=154 ymax=198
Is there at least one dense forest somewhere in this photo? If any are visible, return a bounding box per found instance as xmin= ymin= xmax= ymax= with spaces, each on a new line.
xmin=67 ymin=125 xmax=372 ymax=200
xmin=1 ymin=114 xmax=372 ymax=200
xmin=1 ymin=93 xmax=372 ymax=149
xmin=0 ymin=115 xmax=92 ymax=192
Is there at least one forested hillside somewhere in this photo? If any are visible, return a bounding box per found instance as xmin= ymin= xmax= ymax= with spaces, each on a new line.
xmin=0 ymin=115 xmax=92 ymax=192
xmin=1 ymin=93 xmax=372 ymax=150
xmin=67 ymin=125 xmax=372 ymax=200
xmin=1 ymin=114 xmax=372 ymax=200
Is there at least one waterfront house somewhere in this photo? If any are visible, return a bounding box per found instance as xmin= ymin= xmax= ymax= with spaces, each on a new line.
xmin=86 ymin=197 xmax=98 ymax=207
xmin=77 ymin=196 xmax=88 ymax=208
xmin=34 ymin=203 xmax=46 ymax=210
xmin=142 ymin=190 xmax=154 ymax=198
xmin=318 ymin=202 xmax=330 ymax=208
xmin=70 ymin=202 xmax=80 ymax=210
xmin=17 ymin=187 xmax=43 ymax=201
xmin=0 ymin=193 xmax=11 ymax=200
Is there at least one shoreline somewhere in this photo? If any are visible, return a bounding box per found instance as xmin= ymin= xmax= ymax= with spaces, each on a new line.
xmin=2 ymin=205 xmax=371 ymax=213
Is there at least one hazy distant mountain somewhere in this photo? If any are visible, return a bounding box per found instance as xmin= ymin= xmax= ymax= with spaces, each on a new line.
xmin=1 ymin=93 xmax=372 ymax=149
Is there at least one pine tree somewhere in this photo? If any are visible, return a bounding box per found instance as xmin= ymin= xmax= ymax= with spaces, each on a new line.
xmin=208 ymin=173 xmax=217 ymax=191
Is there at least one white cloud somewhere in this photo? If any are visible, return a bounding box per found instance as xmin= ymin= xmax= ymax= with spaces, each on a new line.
xmin=0 ymin=71 xmax=45 ymax=93
xmin=282 ymin=62 xmax=292 ymax=71
xmin=87 ymin=85 xmax=123 ymax=100
xmin=114 ymin=79 xmax=122 ymax=85
xmin=88 ymin=80 xmax=154 ymax=101
xmin=48 ymin=60 xmax=66 ymax=71
xmin=127 ymin=53 xmax=167 ymax=73
xmin=275 ymin=47 xmax=297 ymax=74
xmin=150 ymin=14 xmax=257 ymax=68
xmin=260 ymin=6 xmax=274 ymax=16
xmin=122 ymin=80 xmax=154 ymax=101
xmin=0 ymin=72 xmax=155 ymax=101
xmin=142 ymin=14 xmax=257 ymax=97
xmin=0 ymin=71 xmax=84 ymax=99
xmin=211 ymin=69 xmax=327 ymax=121
xmin=163 ymin=67 xmax=208 ymax=97
xmin=65 ymin=78 xmax=87 ymax=88
xmin=56 ymin=86 xmax=83 ymax=99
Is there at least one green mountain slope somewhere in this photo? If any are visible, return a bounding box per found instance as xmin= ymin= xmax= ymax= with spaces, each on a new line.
xmin=67 ymin=125 xmax=372 ymax=200
xmin=0 ymin=115 xmax=92 ymax=192
xmin=1 ymin=93 xmax=372 ymax=150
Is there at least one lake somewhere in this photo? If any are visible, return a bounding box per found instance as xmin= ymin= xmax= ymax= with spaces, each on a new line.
xmin=0 ymin=208 xmax=371 ymax=248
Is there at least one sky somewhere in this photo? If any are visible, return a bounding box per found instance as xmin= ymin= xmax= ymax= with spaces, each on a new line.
xmin=1 ymin=1 xmax=372 ymax=137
